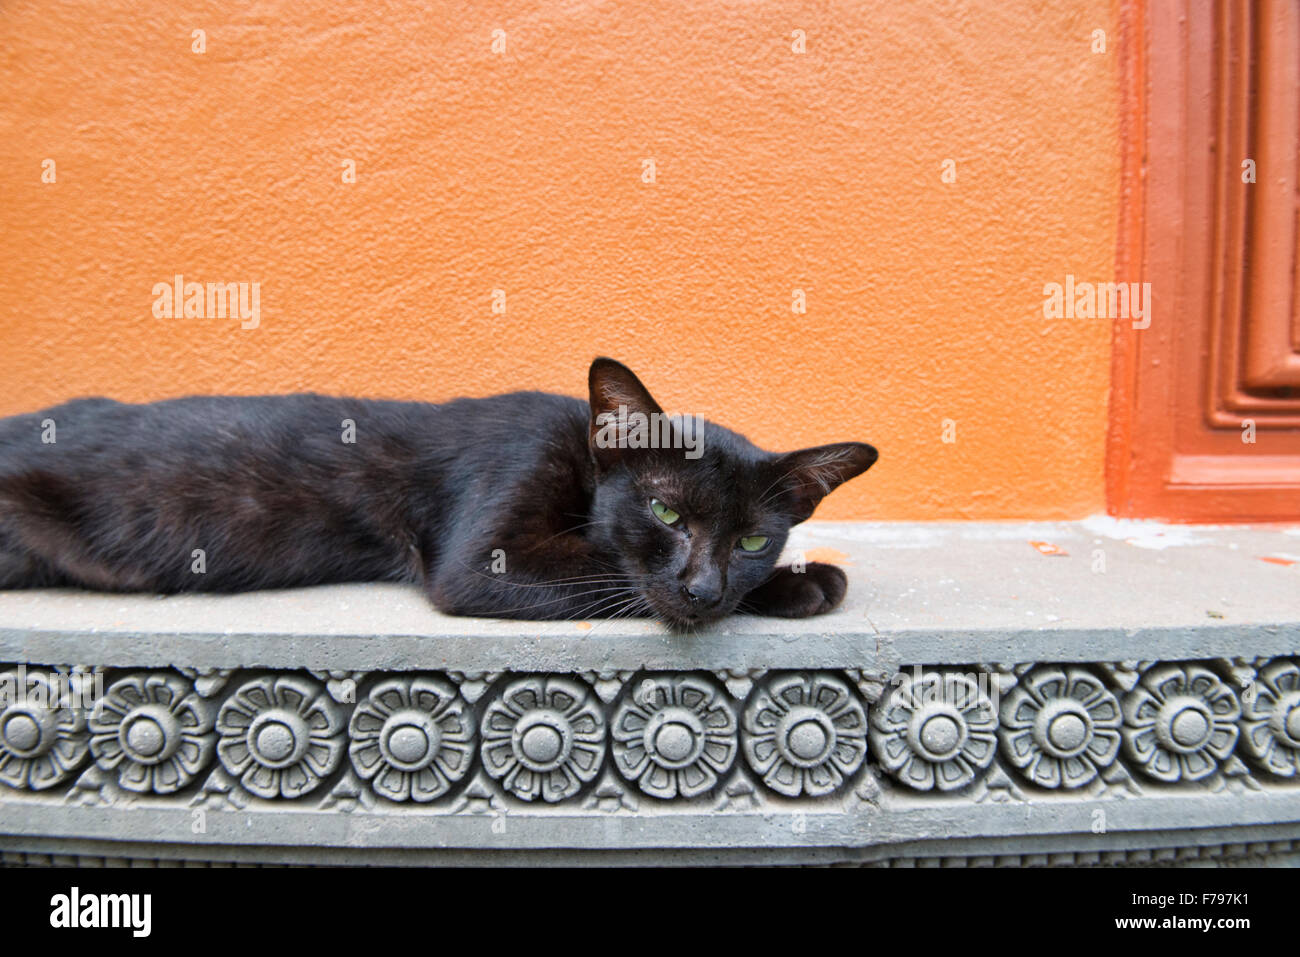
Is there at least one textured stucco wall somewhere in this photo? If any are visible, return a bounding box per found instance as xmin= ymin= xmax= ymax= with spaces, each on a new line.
xmin=0 ymin=1 xmax=1119 ymax=519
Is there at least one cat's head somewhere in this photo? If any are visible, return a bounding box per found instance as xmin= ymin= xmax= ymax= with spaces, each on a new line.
xmin=585 ymin=357 xmax=877 ymax=628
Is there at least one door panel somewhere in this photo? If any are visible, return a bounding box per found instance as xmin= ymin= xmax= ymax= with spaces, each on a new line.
xmin=1109 ymin=0 xmax=1300 ymax=521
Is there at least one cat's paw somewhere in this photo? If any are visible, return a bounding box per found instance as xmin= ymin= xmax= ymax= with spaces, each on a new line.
xmin=742 ymin=562 xmax=848 ymax=619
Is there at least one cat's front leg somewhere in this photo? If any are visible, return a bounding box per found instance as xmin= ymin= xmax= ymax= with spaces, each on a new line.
xmin=426 ymin=541 xmax=641 ymax=622
xmin=740 ymin=562 xmax=848 ymax=618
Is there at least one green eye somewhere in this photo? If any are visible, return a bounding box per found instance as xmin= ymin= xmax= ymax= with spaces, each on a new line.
xmin=650 ymin=498 xmax=680 ymax=526
xmin=738 ymin=535 xmax=769 ymax=552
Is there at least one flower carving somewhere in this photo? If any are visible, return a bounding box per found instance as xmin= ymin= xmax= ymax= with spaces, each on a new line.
xmin=1238 ymin=658 xmax=1300 ymax=778
xmin=217 ymin=676 xmax=346 ymax=799
xmin=481 ymin=676 xmax=605 ymax=802
xmin=612 ymin=674 xmax=738 ymax=799
xmin=0 ymin=668 xmax=90 ymax=790
xmin=999 ymin=666 xmax=1121 ymax=789
xmin=1121 ymin=663 xmax=1240 ymax=782
xmin=349 ymin=676 xmax=476 ymax=802
xmin=741 ymin=672 xmax=866 ymax=797
xmin=89 ymin=673 xmax=216 ymax=793
xmin=869 ymin=669 xmax=997 ymax=791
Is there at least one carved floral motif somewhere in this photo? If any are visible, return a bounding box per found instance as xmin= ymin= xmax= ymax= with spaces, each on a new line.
xmin=349 ymin=676 xmax=475 ymax=801
xmin=481 ymin=676 xmax=605 ymax=801
xmin=89 ymin=673 xmax=216 ymax=794
xmin=216 ymin=676 xmax=346 ymax=799
xmin=1122 ymin=664 xmax=1240 ymax=782
xmin=611 ymin=674 xmax=737 ymax=798
xmin=741 ymin=672 xmax=867 ymax=796
xmin=1238 ymin=658 xmax=1300 ymax=778
xmin=999 ymin=666 xmax=1121 ymax=789
xmin=869 ymin=670 xmax=997 ymax=791
xmin=0 ymin=669 xmax=90 ymax=790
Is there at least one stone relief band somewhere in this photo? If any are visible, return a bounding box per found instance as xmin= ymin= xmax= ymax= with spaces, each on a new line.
xmin=3 ymin=657 xmax=1297 ymax=807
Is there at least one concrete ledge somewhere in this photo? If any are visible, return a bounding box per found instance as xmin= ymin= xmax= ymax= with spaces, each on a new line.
xmin=1 ymin=520 xmax=1298 ymax=866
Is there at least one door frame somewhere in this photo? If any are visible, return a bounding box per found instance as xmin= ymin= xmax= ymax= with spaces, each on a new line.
xmin=1108 ymin=0 xmax=1300 ymax=521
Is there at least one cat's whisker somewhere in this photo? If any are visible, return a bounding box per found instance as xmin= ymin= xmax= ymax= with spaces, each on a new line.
xmin=567 ymin=587 xmax=645 ymax=621
xmin=583 ymin=594 xmax=655 ymax=633
xmin=469 ymin=582 xmax=635 ymax=617
xmin=449 ymin=560 xmax=631 ymax=590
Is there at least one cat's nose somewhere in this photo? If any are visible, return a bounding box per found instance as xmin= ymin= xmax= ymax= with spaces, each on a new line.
xmin=682 ymin=582 xmax=722 ymax=608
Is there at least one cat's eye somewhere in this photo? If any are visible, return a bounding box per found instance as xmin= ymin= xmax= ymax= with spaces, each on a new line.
xmin=650 ymin=498 xmax=680 ymax=526
xmin=738 ymin=535 xmax=769 ymax=552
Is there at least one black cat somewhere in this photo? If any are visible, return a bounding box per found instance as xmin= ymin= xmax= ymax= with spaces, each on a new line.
xmin=0 ymin=358 xmax=876 ymax=628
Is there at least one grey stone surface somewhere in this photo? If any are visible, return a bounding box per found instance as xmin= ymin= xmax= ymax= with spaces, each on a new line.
xmin=1 ymin=519 xmax=1297 ymax=673
xmin=0 ymin=519 xmax=1297 ymax=866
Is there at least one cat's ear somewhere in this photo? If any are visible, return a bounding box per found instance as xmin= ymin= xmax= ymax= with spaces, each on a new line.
xmin=588 ymin=357 xmax=666 ymax=471
xmin=768 ymin=442 xmax=878 ymax=524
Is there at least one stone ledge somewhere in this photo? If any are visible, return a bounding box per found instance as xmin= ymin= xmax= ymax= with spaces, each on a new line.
xmin=1 ymin=519 xmax=1297 ymax=673
xmin=1 ymin=520 xmax=1298 ymax=866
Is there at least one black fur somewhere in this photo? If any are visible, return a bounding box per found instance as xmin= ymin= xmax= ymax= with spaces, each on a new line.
xmin=0 ymin=359 xmax=876 ymax=628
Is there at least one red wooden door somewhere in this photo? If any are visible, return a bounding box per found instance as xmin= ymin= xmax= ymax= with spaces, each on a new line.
xmin=1109 ymin=0 xmax=1300 ymax=521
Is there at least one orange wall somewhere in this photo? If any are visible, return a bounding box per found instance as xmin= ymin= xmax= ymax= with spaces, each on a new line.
xmin=0 ymin=1 xmax=1119 ymax=520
